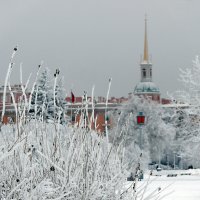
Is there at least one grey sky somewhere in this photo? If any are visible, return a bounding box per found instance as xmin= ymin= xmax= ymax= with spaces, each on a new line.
xmin=0 ymin=0 xmax=199 ymax=98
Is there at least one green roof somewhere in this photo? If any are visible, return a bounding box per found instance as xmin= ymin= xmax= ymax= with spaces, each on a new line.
xmin=134 ymin=82 xmax=160 ymax=94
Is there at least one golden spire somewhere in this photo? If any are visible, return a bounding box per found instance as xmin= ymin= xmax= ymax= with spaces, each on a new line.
xmin=143 ymin=14 xmax=149 ymax=62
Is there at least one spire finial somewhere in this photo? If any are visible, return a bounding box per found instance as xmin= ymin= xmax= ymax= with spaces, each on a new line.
xmin=143 ymin=14 xmax=149 ymax=62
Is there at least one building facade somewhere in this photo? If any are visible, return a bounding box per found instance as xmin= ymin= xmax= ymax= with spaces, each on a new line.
xmin=66 ymin=95 xmax=127 ymax=133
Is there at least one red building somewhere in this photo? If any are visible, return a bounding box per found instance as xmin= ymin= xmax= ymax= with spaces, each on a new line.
xmin=66 ymin=95 xmax=127 ymax=133
xmin=0 ymin=84 xmax=28 ymax=124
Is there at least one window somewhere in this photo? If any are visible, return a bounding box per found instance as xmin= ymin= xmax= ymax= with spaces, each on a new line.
xmin=150 ymin=69 xmax=152 ymax=77
xmin=71 ymin=115 xmax=76 ymax=122
xmin=142 ymin=69 xmax=146 ymax=77
xmin=105 ymin=115 xmax=109 ymax=121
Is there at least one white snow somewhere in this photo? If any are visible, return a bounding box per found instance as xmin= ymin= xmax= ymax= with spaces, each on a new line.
xmin=124 ymin=170 xmax=200 ymax=200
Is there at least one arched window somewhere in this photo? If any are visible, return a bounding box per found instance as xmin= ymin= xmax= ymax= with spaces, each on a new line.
xmin=142 ymin=69 xmax=146 ymax=77
xmin=150 ymin=69 xmax=152 ymax=77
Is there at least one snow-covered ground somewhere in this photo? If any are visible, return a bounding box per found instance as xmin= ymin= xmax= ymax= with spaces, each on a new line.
xmin=125 ymin=169 xmax=200 ymax=200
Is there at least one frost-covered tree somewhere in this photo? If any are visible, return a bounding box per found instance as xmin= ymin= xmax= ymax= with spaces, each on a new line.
xmin=168 ymin=56 xmax=200 ymax=168
xmin=29 ymin=67 xmax=52 ymax=120
xmin=48 ymin=75 xmax=67 ymax=124
xmin=109 ymin=96 xmax=175 ymax=170
xmin=29 ymin=68 xmax=67 ymax=123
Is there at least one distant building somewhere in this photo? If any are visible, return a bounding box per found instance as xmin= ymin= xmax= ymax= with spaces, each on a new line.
xmin=134 ymin=16 xmax=160 ymax=102
xmin=66 ymin=95 xmax=126 ymax=133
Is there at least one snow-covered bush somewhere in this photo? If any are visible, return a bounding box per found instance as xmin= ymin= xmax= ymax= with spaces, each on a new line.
xmin=0 ymin=120 xmax=132 ymax=199
xmin=0 ymin=76 xmax=130 ymax=199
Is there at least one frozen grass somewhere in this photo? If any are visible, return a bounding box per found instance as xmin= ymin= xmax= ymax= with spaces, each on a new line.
xmin=0 ymin=121 xmax=132 ymax=199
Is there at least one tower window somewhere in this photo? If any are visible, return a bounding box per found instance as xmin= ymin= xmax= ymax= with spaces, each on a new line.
xmin=150 ymin=69 xmax=152 ymax=77
xmin=142 ymin=69 xmax=146 ymax=77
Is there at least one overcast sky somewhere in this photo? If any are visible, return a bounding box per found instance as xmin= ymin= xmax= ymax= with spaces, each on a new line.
xmin=0 ymin=0 xmax=199 ymax=98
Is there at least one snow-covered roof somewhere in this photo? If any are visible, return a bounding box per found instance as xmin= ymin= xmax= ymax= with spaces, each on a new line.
xmin=161 ymin=103 xmax=190 ymax=108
